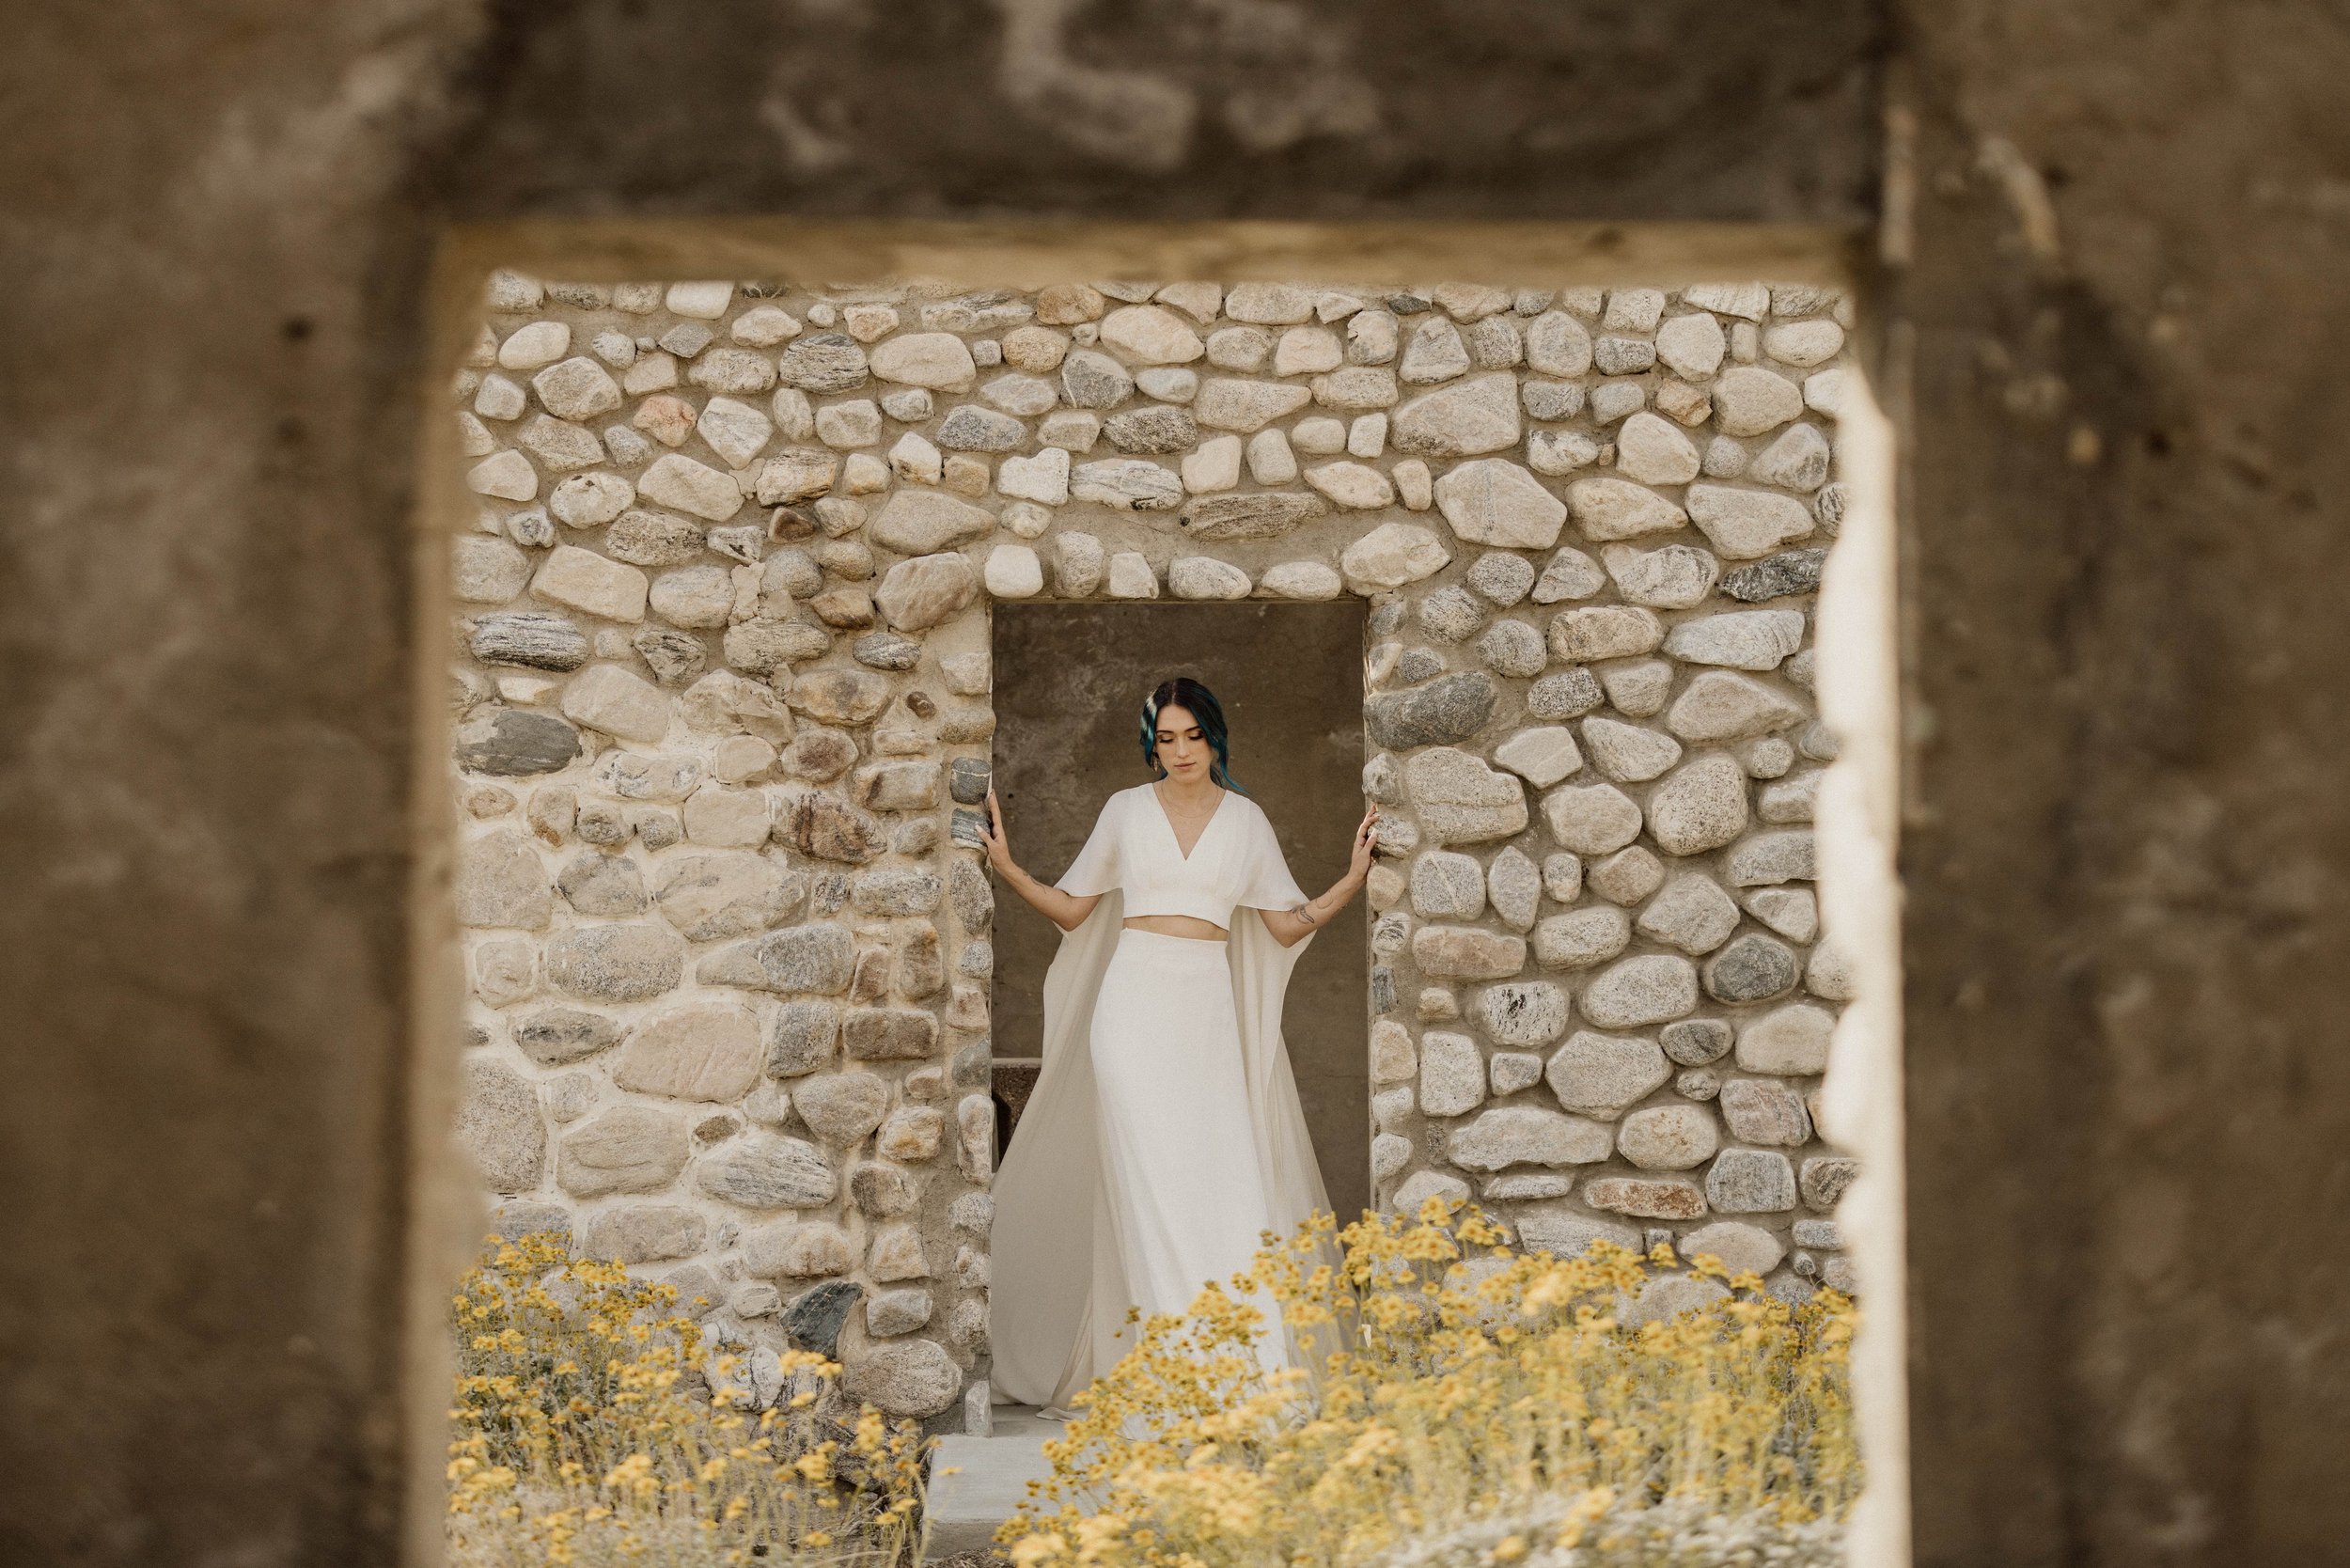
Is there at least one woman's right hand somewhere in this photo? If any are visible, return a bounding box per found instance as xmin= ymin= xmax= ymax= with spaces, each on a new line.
xmin=979 ymin=785 xmax=1015 ymax=875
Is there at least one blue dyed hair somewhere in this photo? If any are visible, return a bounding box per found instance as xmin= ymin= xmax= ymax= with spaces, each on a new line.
xmin=1139 ymin=678 xmax=1247 ymax=795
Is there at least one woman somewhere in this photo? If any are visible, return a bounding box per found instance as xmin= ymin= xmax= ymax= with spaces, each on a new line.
xmin=978 ymin=677 xmax=1378 ymax=1416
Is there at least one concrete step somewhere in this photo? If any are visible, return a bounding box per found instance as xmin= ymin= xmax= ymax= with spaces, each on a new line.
xmin=924 ymin=1405 xmax=1064 ymax=1561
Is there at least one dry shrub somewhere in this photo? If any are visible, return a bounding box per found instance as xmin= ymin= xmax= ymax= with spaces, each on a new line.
xmin=1001 ymin=1200 xmax=1856 ymax=1568
xmin=446 ymin=1231 xmax=930 ymax=1568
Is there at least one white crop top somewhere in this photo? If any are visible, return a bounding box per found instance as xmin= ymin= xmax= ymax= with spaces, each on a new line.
xmin=1052 ymin=782 xmax=1308 ymax=928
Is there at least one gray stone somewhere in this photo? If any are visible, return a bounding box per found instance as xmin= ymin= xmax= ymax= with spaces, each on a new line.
xmin=1720 ymin=1077 xmax=1812 ymax=1145
xmin=1403 ymin=747 xmax=1527 ymax=845
xmin=1466 ymin=551 xmax=1538 ymax=605
xmin=776 ymin=334 xmax=869 ymax=393
xmin=870 ymin=489 xmax=993 ymax=555
xmin=1418 ymin=1030 xmax=1486 ymax=1117
xmin=1543 ymin=1030 xmax=1670 ymax=1118
xmin=605 ymin=510 xmax=706 ymax=567
xmin=849 ymin=868 xmax=942 ymax=917
xmin=1703 ymin=933 xmax=1800 ymax=1003
xmin=1072 ymin=459 xmax=1183 ymax=510
xmin=866 ymin=1287 xmax=934 ymax=1337
xmin=631 ymin=628 xmax=706 ymax=685
xmin=1750 ymin=423 xmax=1831 ymax=491
xmin=1486 ymin=846 xmax=1542 ymax=932
xmin=1520 ymin=380 xmax=1585 ymax=422
xmin=698 ymin=1133 xmax=837 ymax=1209
xmin=843 ymin=1007 xmax=939 ymax=1061
xmin=1364 ymin=672 xmax=1497 ymax=749
xmin=1523 ymin=311 xmax=1593 ymax=377
xmin=613 ymin=1003 xmax=764 ymax=1102
xmin=1533 ymin=906 xmax=1631 ymax=970
xmin=512 ymin=1008 xmax=622 ymax=1068
xmin=557 ymin=1105 xmax=690 ymax=1198
xmin=1542 ymin=781 xmax=1642 ymax=855
xmin=582 ymin=1205 xmax=706 ymax=1264
xmin=842 ymin=1339 xmax=962 ymax=1419
xmin=1578 ymin=955 xmax=1700 ymax=1029
xmin=457 ymin=1058 xmax=544 ymax=1194
xmin=1602 ymin=543 xmax=1719 ymax=609
xmin=1618 ymin=1105 xmax=1720 ymax=1170
xmin=765 ymin=1000 xmax=840 ymax=1078
xmin=556 ymin=851 xmax=646 ymax=917
xmin=697 ymin=924 xmax=856 ymax=995
xmin=1549 ymin=606 xmax=1664 ymax=664
xmin=1488 ymin=1050 xmax=1545 ymax=1095
xmin=1661 ymin=1018 xmax=1735 ymax=1067
xmin=488 ymin=1200 xmax=572 ymax=1247
xmin=1474 ymin=981 xmax=1571 ymax=1047
xmin=1583 ymin=1177 xmax=1708 ymax=1222
xmin=1411 ymin=926 xmax=1528 ymax=981
xmin=1665 ymin=609 xmax=1807 ymax=670
xmin=1599 ymin=660 xmax=1674 ymax=718
xmin=471 ymin=612 xmax=590 ymax=671
xmin=1705 ymin=1149 xmax=1797 ymax=1214
xmin=1725 ymin=829 xmax=1817 ymax=886
xmin=1710 ymin=368 xmax=1804 ymax=436
xmin=1637 ymin=873 xmax=1743 ymax=955
xmin=780 ymin=1280 xmax=861 ymax=1354
xmin=1646 ymin=754 xmax=1752 ymax=856
xmin=1677 ymin=1068 xmax=1723 ymax=1101
xmin=1448 ymin=1106 xmax=1612 ymax=1169
xmin=650 ymin=854 xmax=793 ymax=941
xmin=457 ymin=829 xmax=553 ymax=930
xmin=1410 ymin=851 xmax=1485 ymax=919
xmin=1744 ymin=886 xmax=1819 ymax=942
xmin=1177 ymin=492 xmax=1328 ymax=541
xmin=1418 ymin=586 xmax=1485 ymax=642
xmin=1587 ymin=846 xmax=1665 ymax=905
xmin=1434 ymin=459 xmax=1568 ymax=548
xmin=1475 ymin=619 xmax=1548 ymax=678
xmin=1391 ymin=372 xmax=1522 ymax=457
xmin=1400 ymin=316 xmax=1471 ymax=383
xmin=1512 ymin=1208 xmax=1641 ymax=1260
xmin=1800 ymin=1156 xmax=1860 ymax=1211
xmin=1679 ymin=1220 xmax=1784 ymax=1278
xmin=1192 ymin=378 xmax=1312 ymax=431
xmin=1566 ymin=478 xmax=1686 ymax=541
xmin=455 ymin=709 xmax=582 ymax=776
xmin=936 ymin=403 xmax=1026 ymax=452
xmin=874 ymin=554 xmax=978 ymax=632
xmin=1390 ymin=1169 xmax=1472 ymax=1216
xmin=1581 ymin=717 xmax=1684 ymax=783
xmin=546 ymin=924 xmax=684 ymax=1002
xmin=791 ymin=1071 xmax=889 ymax=1144
xmin=1735 ymin=1002 xmax=1837 ymax=1074
xmin=1684 ymin=485 xmax=1815 ymax=559
xmin=1528 ymin=667 xmax=1605 ymax=720
xmin=1059 ymin=349 xmax=1136 ymax=409
xmin=1666 ymin=671 xmax=1808 ymax=742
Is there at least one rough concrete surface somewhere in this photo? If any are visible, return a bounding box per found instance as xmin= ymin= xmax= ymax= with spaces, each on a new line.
xmin=2 ymin=3 xmax=2347 ymax=1568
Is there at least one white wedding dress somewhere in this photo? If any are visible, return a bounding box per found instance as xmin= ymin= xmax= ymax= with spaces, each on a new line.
xmin=990 ymin=782 xmax=1333 ymax=1413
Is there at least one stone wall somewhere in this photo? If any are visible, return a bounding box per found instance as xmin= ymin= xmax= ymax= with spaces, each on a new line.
xmin=445 ymin=273 xmax=1858 ymax=1428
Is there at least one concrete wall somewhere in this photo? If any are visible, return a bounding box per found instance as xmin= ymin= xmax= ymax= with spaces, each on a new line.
xmin=7 ymin=4 xmax=2350 ymax=1567
xmin=992 ymin=601 xmax=1369 ymax=1221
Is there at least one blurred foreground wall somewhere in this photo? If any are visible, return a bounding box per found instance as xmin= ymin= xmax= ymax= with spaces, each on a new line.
xmin=3 ymin=3 xmax=2345 ymax=1565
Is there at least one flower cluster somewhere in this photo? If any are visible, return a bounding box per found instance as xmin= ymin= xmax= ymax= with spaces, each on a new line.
xmin=1000 ymin=1200 xmax=1856 ymax=1568
xmin=446 ymin=1231 xmax=930 ymax=1568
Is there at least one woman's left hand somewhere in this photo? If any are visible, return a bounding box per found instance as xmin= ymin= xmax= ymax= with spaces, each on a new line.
xmin=1348 ymin=801 xmax=1381 ymax=884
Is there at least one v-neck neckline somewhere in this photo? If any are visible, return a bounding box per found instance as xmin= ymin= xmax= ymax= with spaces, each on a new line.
xmin=1148 ymin=780 xmax=1229 ymax=862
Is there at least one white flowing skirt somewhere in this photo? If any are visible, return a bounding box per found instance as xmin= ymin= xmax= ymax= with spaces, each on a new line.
xmin=990 ymin=891 xmax=1330 ymax=1414
xmin=1089 ymin=929 xmax=1282 ymax=1323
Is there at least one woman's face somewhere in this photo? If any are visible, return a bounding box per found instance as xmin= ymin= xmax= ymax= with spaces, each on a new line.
xmin=1153 ymin=702 xmax=1212 ymax=781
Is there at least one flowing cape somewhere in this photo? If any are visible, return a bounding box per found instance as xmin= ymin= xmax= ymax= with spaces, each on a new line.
xmin=990 ymin=884 xmax=1334 ymax=1409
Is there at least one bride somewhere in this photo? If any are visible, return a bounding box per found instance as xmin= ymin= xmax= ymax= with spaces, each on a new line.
xmin=976 ymin=676 xmax=1377 ymax=1415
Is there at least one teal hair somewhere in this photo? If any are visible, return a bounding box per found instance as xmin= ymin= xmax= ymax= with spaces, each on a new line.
xmin=1139 ymin=678 xmax=1247 ymax=795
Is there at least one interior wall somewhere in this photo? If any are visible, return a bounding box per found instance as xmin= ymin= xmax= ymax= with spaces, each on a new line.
xmin=992 ymin=602 xmax=1369 ymax=1221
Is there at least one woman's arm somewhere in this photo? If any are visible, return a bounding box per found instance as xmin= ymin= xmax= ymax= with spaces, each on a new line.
xmin=1257 ymin=803 xmax=1380 ymax=949
xmin=978 ymin=786 xmax=1104 ymax=934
